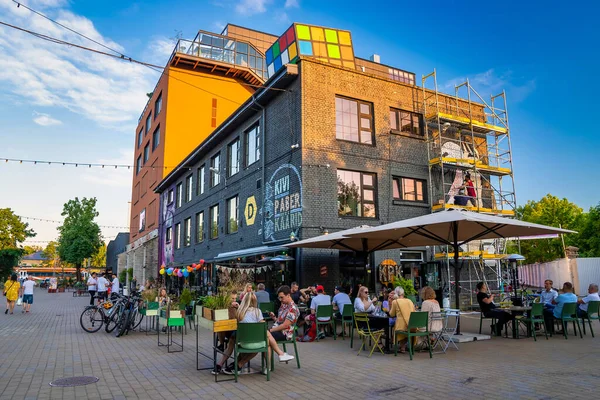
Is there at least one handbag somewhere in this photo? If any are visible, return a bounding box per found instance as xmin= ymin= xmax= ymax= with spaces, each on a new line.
xmin=3 ymin=282 xmax=15 ymax=297
xmin=16 ymin=297 xmax=23 ymax=306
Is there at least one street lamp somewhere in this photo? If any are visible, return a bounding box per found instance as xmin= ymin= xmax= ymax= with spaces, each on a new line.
xmin=209 ymin=167 xmax=227 ymax=187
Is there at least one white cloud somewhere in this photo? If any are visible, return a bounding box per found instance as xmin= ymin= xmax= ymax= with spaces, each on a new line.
xmin=0 ymin=2 xmax=158 ymax=130
xmin=442 ymin=69 xmax=536 ymax=104
xmin=284 ymin=0 xmax=299 ymax=8
xmin=274 ymin=11 xmax=290 ymax=25
xmin=235 ymin=0 xmax=271 ymax=15
xmin=81 ymin=148 xmax=133 ymax=188
xmin=147 ymin=36 xmax=175 ymax=66
xmin=33 ymin=111 xmax=62 ymax=126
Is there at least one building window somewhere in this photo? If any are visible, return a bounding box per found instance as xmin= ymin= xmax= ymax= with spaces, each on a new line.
xmin=136 ymin=155 xmax=142 ymax=175
xmin=227 ymin=196 xmax=239 ymax=234
xmin=335 ymin=96 xmax=374 ymax=145
xmin=337 ymin=169 xmax=377 ymax=218
xmin=137 ymin=129 xmax=143 ymax=148
xmin=210 ymin=204 xmax=219 ymax=239
xmin=227 ymin=138 xmax=240 ymax=177
xmin=388 ymin=68 xmax=415 ymax=85
xmin=389 ymin=108 xmax=422 ymax=136
xmin=166 ymin=226 xmax=172 ymax=243
xmin=146 ymin=112 xmax=152 ymax=135
xmin=143 ymin=143 xmax=150 ymax=163
xmin=185 ymin=174 xmax=193 ymax=203
xmin=196 ymin=211 xmax=204 ymax=243
xmin=167 ymin=189 xmax=174 ymax=204
xmin=393 ymin=177 xmax=426 ymax=202
xmin=183 ymin=217 xmax=191 ymax=247
xmin=211 ymin=98 xmax=217 ymax=128
xmin=155 ymin=93 xmax=162 ymax=118
xmin=210 ymin=153 xmax=220 ymax=187
xmin=197 ymin=165 xmax=205 ymax=196
xmin=176 ymin=183 xmax=183 ymax=208
xmin=152 ymin=126 xmax=160 ymax=151
xmin=245 ymin=123 xmax=260 ymax=167
xmin=139 ymin=208 xmax=146 ymax=232
xmin=174 ymin=223 xmax=181 ymax=249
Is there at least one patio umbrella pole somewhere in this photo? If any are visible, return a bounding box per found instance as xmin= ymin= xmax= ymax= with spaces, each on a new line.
xmin=452 ymin=222 xmax=461 ymax=335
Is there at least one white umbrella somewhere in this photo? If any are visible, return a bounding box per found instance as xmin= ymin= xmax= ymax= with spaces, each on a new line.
xmin=345 ymin=210 xmax=575 ymax=311
xmin=285 ymin=225 xmax=387 ymax=253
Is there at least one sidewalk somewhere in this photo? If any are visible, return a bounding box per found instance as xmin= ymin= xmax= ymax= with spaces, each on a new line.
xmin=0 ymin=289 xmax=598 ymax=399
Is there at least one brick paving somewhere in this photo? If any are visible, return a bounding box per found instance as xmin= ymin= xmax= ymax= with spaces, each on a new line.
xmin=0 ymin=289 xmax=599 ymax=400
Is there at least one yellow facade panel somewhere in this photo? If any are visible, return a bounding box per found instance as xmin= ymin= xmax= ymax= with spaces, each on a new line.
xmin=338 ymin=31 xmax=352 ymax=45
xmin=310 ymin=26 xmax=325 ymax=41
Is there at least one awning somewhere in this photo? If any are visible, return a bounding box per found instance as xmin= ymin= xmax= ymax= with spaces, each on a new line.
xmin=214 ymin=245 xmax=290 ymax=262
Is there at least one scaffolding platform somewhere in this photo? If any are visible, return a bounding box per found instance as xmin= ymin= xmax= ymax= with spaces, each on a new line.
xmin=431 ymin=203 xmax=515 ymax=215
xmin=425 ymin=111 xmax=508 ymax=134
xmin=429 ymin=157 xmax=512 ymax=175
xmin=434 ymin=251 xmax=507 ymax=260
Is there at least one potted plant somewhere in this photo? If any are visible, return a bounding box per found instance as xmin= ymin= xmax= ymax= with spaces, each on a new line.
xmin=201 ymin=291 xmax=230 ymax=321
xmin=392 ymin=276 xmax=418 ymax=303
xmin=179 ymin=288 xmax=192 ymax=311
xmin=141 ymin=288 xmax=159 ymax=316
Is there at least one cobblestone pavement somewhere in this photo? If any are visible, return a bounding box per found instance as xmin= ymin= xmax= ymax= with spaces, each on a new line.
xmin=0 ymin=290 xmax=598 ymax=400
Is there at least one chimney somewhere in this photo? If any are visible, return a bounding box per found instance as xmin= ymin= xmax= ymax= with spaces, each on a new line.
xmin=370 ymin=54 xmax=380 ymax=63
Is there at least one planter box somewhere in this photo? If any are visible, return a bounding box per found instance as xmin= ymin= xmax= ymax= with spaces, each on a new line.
xmin=197 ymin=316 xmax=237 ymax=332
xmin=202 ymin=307 xmax=229 ymax=321
xmin=147 ymin=301 xmax=159 ymax=310
xmin=160 ymin=308 xmax=184 ymax=319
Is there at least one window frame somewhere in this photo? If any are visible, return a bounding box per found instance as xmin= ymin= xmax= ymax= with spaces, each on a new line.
xmin=227 ymin=138 xmax=240 ymax=177
xmin=197 ymin=165 xmax=205 ymax=196
xmin=210 ymin=153 xmax=221 ymax=187
xmin=143 ymin=143 xmax=150 ymax=163
xmin=167 ymin=189 xmax=174 ymax=204
xmin=209 ymin=204 xmax=219 ymax=239
xmin=389 ymin=108 xmax=423 ymax=137
xmin=165 ymin=226 xmax=172 ymax=243
xmin=137 ymin=129 xmax=143 ymax=148
xmin=154 ymin=92 xmax=162 ymax=119
xmin=244 ymin=123 xmax=260 ymax=167
xmin=183 ymin=217 xmax=191 ymax=247
xmin=335 ymin=95 xmax=375 ymax=145
xmin=152 ymin=125 xmax=160 ymax=151
xmin=392 ymin=176 xmax=427 ymax=203
xmin=337 ymin=169 xmax=378 ymax=219
xmin=176 ymin=183 xmax=183 ymax=208
xmin=136 ymin=155 xmax=142 ymax=175
xmin=195 ymin=211 xmax=204 ymax=243
xmin=185 ymin=174 xmax=193 ymax=203
xmin=174 ymin=222 xmax=181 ymax=249
xmin=226 ymin=195 xmax=239 ymax=234
xmin=145 ymin=112 xmax=152 ymax=135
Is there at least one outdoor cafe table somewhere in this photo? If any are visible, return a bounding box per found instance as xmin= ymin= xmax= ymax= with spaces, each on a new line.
xmin=366 ymin=314 xmax=393 ymax=352
xmin=500 ymin=306 xmax=532 ymax=339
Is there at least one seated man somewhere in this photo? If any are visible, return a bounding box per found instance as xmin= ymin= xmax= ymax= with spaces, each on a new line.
xmin=309 ymin=285 xmax=331 ymax=330
xmin=540 ymin=279 xmax=558 ymax=310
xmin=255 ymin=283 xmax=270 ymax=305
xmin=290 ymin=282 xmax=307 ymax=305
xmin=476 ymin=282 xmax=511 ymax=336
xmin=332 ymin=286 xmax=351 ymax=319
xmin=577 ymin=283 xmax=600 ymax=318
xmin=543 ymin=282 xmax=577 ymax=334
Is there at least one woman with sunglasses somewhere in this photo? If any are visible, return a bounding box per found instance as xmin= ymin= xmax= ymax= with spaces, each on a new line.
xmin=353 ymin=286 xmax=377 ymax=313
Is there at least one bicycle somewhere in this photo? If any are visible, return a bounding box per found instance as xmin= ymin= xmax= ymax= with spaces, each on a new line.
xmin=80 ymin=296 xmax=115 ymax=333
xmin=115 ymin=292 xmax=144 ymax=337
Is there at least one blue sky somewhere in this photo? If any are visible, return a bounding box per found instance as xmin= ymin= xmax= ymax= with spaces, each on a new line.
xmin=0 ymin=0 xmax=598 ymax=244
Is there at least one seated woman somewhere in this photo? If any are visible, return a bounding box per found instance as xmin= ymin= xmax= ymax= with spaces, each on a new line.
xmin=381 ymin=290 xmax=396 ymax=327
xmin=215 ymin=292 xmax=294 ymax=375
xmin=157 ymin=287 xmax=170 ymax=307
xmin=476 ymin=282 xmax=511 ymax=336
xmin=353 ymin=286 xmax=377 ymax=313
xmin=389 ymin=286 xmax=415 ymax=353
xmin=420 ymin=286 xmax=443 ymax=344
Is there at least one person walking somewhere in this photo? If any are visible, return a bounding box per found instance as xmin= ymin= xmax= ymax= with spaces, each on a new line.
xmin=87 ymin=273 xmax=97 ymax=306
xmin=4 ymin=274 xmax=21 ymax=315
xmin=111 ymin=274 xmax=120 ymax=299
xmin=20 ymin=276 xmax=35 ymax=313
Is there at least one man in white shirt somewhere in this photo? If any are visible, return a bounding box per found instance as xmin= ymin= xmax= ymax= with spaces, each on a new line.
xmin=87 ymin=273 xmax=97 ymax=306
xmin=540 ymin=279 xmax=558 ymax=310
xmin=111 ymin=274 xmax=120 ymax=298
xmin=310 ymin=285 xmax=332 ymax=321
xmin=332 ymin=286 xmax=351 ymax=318
xmin=96 ymin=274 xmax=109 ymax=301
xmin=577 ymin=283 xmax=600 ymax=317
xmin=20 ymin=276 xmax=35 ymax=313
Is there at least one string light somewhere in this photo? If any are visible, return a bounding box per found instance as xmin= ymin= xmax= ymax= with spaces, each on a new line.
xmin=18 ymin=215 xmax=129 ymax=229
xmin=1 ymin=157 xmax=186 ymax=171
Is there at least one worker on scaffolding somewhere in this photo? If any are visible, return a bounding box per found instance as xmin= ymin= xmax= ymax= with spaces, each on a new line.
xmin=465 ymin=173 xmax=477 ymax=206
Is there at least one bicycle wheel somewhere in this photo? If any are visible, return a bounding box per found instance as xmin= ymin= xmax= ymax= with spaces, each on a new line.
xmin=80 ymin=307 xmax=104 ymax=333
xmin=131 ymin=309 xmax=144 ymax=330
xmin=105 ymin=304 xmax=122 ymax=333
xmin=116 ymin=309 xmax=130 ymax=337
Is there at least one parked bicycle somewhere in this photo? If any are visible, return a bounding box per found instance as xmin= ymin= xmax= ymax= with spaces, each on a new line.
xmin=79 ymin=294 xmax=123 ymax=333
xmin=114 ymin=291 xmax=144 ymax=338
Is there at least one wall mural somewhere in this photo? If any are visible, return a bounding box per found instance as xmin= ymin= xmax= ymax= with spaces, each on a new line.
xmin=159 ymin=187 xmax=175 ymax=268
xmin=263 ymin=163 xmax=303 ymax=242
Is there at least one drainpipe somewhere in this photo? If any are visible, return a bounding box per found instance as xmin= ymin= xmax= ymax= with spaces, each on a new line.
xmin=252 ymin=93 xmax=267 ymax=244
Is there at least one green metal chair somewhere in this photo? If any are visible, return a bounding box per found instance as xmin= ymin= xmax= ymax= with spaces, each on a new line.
xmin=353 ymin=313 xmax=384 ymax=357
xmin=556 ymin=302 xmax=582 ymax=339
xmin=479 ymin=311 xmax=498 ymax=336
xmin=234 ymin=322 xmax=270 ymax=382
xmin=336 ymin=305 xmax=354 ymax=344
xmin=315 ymin=304 xmax=336 ymax=341
xmin=259 ymin=302 xmax=275 ymax=320
xmin=394 ymin=311 xmax=433 ymax=360
xmin=580 ymin=301 xmax=599 ymax=337
xmin=271 ymin=325 xmax=301 ymax=370
xmin=515 ymin=302 xmax=548 ymax=341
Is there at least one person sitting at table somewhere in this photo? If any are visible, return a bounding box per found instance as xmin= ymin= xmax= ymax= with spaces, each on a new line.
xmin=476 ymin=282 xmax=511 ymax=336
xmin=290 ymin=282 xmax=306 ymax=305
xmin=332 ymin=286 xmax=352 ymax=319
xmin=540 ymin=279 xmax=558 ymax=310
xmin=420 ymin=286 xmax=443 ymax=334
xmin=354 ymin=286 xmax=377 ymax=313
xmin=308 ymin=285 xmax=332 ymax=337
xmin=382 ymin=290 xmax=397 ymax=327
xmin=218 ymin=292 xmax=295 ymax=375
xmin=577 ymin=283 xmax=600 ymax=318
xmin=239 ymin=283 xmax=253 ymax=300
xmin=389 ymin=286 xmax=415 ymax=353
xmin=543 ymin=282 xmax=578 ymax=334
xmin=255 ymin=283 xmax=270 ymax=304
xmin=157 ymin=287 xmax=170 ymax=307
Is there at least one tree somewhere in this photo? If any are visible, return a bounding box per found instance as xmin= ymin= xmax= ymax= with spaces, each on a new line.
xmin=0 ymin=208 xmax=36 ymax=250
xmin=0 ymin=248 xmax=23 ymax=281
xmin=91 ymin=243 xmax=107 ymax=268
xmin=576 ymin=203 xmax=600 ymax=257
xmin=23 ymin=245 xmax=42 ymax=255
xmin=57 ymin=198 xmax=102 ymax=282
xmin=510 ymin=194 xmax=583 ymax=263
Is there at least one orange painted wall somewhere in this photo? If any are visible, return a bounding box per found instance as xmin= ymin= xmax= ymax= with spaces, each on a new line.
xmin=162 ymin=67 xmax=255 ymax=177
